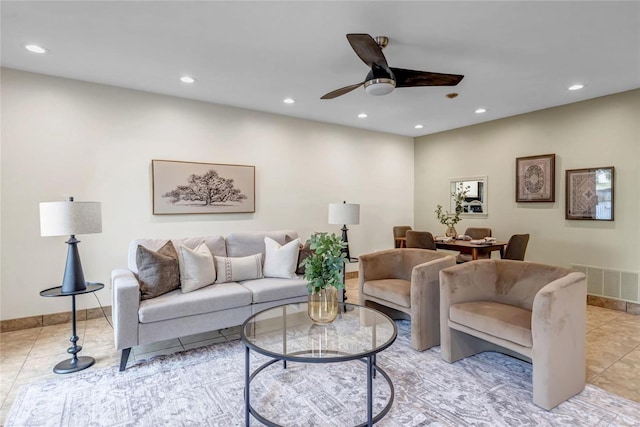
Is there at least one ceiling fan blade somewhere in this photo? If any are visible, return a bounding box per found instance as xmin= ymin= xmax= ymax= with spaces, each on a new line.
xmin=391 ymin=68 xmax=464 ymax=87
xmin=320 ymin=82 xmax=364 ymax=99
xmin=346 ymin=34 xmax=389 ymax=70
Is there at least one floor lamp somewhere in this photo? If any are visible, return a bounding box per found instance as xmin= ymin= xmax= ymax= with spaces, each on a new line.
xmin=40 ymin=197 xmax=102 ymax=294
xmin=328 ymin=201 xmax=360 ymax=261
xmin=329 ymin=201 xmax=360 ymax=307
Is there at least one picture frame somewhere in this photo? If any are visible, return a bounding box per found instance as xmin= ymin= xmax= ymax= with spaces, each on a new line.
xmin=515 ymin=154 xmax=556 ymax=202
xmin=152 ymin=159 xmax=255 ymax=215
xmin=565 ymin=166 xmax=614 ymax=221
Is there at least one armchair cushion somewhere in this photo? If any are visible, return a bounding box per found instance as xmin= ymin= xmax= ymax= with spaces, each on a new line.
xmin=450 ymin=301 xmax=532 ymax=347
xmin=363 ymin=279 xmax=411 ymax=308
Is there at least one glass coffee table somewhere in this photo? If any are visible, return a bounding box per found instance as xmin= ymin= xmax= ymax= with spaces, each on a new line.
xmin=241 ymin=302 xmax=397 ymax=427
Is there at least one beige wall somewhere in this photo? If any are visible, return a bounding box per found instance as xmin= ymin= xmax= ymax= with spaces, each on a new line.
xmin=415 ymin=90 xmax=640 ymax=272
xmin=0 ymin=69 xmax=414 ymax=320
xmin=2 ymin=68 xmax=637 ymax=321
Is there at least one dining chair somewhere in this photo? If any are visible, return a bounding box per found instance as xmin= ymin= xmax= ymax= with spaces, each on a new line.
xmin=457 ymin=227 xmax=493 ymax=263
xmin=405 ymin=230 xmax=436 ymax=250
xmin=393 ymin=225 xmax=412 ymax=248
xmin=464 ymin=227 xmax=492 ymax=239
xmin=501 ymin=234 xmax=530 ymax=260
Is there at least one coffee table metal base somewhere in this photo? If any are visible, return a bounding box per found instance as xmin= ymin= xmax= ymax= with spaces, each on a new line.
xmin=244 ymin=346 xmax=394 ymax=427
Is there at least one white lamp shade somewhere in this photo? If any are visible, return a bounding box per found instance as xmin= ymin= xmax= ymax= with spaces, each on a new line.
xmin=40 ymin=200 xmax=102 ymax=236
xmin=328 ymin=203 xmax=360 ymax=225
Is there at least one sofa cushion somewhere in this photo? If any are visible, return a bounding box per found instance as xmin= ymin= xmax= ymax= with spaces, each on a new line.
xmin=363 ymin=279 xmax=411 ymax=308
xmin=129 ymin=235 xmax=226 ymax=273
xmin=178 ymin=242 xmax=216 ymax=293
xmin=239 ymin=278 xmax=309 ymax=304
xmin=137 ymin=241 xmax=181 ymax=300
xmin=263 ymin=237 xmax=300 ymax=279
xmin=449 ymin=301 xmax=533 ymax=348
xmin=138 ymin=282 xmax=253 ymax=323
xmin=225 ymin=230 xmax=298 ymax=259
xmin=214 ymin=254 xmax=263 ymax=283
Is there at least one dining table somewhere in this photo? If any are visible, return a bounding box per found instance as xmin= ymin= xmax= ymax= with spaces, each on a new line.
xmin=435 ymin=239 xmax=507 ymax=260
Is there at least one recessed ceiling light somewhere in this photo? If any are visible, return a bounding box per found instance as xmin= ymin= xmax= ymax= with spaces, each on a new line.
xmin=414 ymin=124 xmax=424 ymax=129
xmin=475 ymin=108 xmax=487 ymax=114
xmin=283 ymin=98 xmax=295 ymax=104
xmin=358 ymin=113 xmax=367 ymax=118
xmin=180 ymin=76 xmax=195 ymax=83
xmin=25 ymin=44 xmax=47 ymax=54
xmin=568 ymin=84 xmax=584 ymax=91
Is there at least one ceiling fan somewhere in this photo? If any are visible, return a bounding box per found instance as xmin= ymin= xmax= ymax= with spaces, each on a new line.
xmin=321 ymin=34 xmax=464 ymax=99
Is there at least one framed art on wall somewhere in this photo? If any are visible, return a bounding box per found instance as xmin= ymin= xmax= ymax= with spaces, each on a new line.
xmin=565 ymin=166 xmax=614 ymax=221
xmin=152 ymin=160 xmax=255 ymax=215
xmin=515 ymin=154 xmax=556 ymax=202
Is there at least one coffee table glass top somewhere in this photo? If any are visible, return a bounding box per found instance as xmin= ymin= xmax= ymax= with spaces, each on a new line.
xmin=242 ymin=303 xmax=397 ymax=361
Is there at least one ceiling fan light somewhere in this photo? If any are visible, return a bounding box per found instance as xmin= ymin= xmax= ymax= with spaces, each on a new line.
xmin=364 ymin=78 xmax=396 ymax=96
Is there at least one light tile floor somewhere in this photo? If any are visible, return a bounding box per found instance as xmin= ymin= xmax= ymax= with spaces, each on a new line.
xmin=1 ymin=278 xmax=638 ymax=424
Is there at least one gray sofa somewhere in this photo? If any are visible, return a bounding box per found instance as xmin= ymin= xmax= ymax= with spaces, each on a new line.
xmin=111 ymin=230 xmax=308 ymax=370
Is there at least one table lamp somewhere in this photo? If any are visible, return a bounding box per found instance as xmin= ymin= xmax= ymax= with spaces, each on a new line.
xmin=328 ymin=201 xmax=360 ymax=261
xmin=39 ymin=197 xmax=102 ymax=294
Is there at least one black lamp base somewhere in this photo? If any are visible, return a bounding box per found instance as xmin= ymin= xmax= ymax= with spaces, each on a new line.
xmin=54 ymin=356 xmax=95 ymax=374
xmin=61 ymin=235 xmax=87 ymax=294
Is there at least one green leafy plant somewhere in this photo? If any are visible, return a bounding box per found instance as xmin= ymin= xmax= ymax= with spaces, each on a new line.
xmin=300 ymin=232 xmax=346 ymax=293
xmin=435 ymin=187 xmax=469 ymax=227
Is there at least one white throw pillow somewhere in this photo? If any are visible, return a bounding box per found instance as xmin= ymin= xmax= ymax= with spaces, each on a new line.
xmin=263 ymin=237 xmax=300 ymax=279
xmin=214 ymin=253 xmax=263 ymax=283
xmin=178 ymin=242 xmax=216 ymax=293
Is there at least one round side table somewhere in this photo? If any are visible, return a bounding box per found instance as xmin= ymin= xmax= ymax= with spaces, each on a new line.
xmin=39 ymin=282 xmax=104 ymax=374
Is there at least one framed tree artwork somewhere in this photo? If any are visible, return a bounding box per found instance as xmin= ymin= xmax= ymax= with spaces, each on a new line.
xmin=515 ymin=154 xmax=556 ymax=202
xmin=565 ymin=166 xmax=614 ymax=221
xmin=152 ymin=160 xmax=255 ymax=215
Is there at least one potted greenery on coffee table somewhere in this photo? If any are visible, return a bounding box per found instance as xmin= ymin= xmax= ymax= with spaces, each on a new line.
xmin=300 ymin=232 xmax=346 ymax=324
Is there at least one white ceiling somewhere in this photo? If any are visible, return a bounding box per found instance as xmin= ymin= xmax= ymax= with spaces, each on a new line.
xmin=2 ymin=1 xmax=639 ymax=137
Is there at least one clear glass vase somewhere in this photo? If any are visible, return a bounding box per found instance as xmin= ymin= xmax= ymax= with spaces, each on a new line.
xmin=307 ymin=287 xmax=339 ymax=324
xmin=445 ymin=226 xmax=457 ymax=238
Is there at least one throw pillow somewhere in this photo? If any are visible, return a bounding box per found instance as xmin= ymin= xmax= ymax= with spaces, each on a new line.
xmin=296 ymin=241 xmax=313 ymax=275
xmin=136 ymin=241 xmax=180 ymax=300
xmin=178 ymin=242 xmax=216 ymax=293
xmin=214 ymin=254 xmax=263 ymax=283
xmin=263 ymin=236 xmax=300 ymax=279
xmin=285 ymin=235 xmax=313 ymax=275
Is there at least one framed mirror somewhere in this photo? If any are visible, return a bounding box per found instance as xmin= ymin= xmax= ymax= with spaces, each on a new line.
xmin=565 ymin=166 xmax=614 ymax=220
xmin=450 ymin=176 xmax=488 ymax=218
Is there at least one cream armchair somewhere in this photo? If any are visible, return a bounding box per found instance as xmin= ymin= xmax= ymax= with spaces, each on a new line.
xmin=439 ymin=259 xmax=586 ymax=410
xmin=359 ymin=249 xmax=456 ymax=351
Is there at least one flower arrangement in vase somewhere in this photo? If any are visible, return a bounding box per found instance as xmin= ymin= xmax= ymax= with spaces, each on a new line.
xmin=299 ymin=232 xmax=346 ymax=324
xmin=435 ymin=186 xmax=469 ymax=238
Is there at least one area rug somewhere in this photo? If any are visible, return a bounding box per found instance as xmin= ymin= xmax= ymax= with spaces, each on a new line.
xmin=6 ymin=321 xmax=640 ymax=426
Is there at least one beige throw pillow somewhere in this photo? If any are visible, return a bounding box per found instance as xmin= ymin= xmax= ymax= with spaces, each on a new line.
xmin=214 ymin=253 xmax=263 ymax=283
xmin=178 ymin=242 xmax=216 ymax=293
xmin=263 ymin=236 xmax=300 ymax=279
xmin=136 ymin=241 xmax=180 ymax=300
